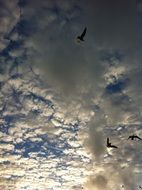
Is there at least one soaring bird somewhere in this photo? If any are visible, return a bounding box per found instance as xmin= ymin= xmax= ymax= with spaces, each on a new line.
xmin=77 ymin=27 xmax=87 ymax=42
xmin=107 ymin=138 xmax=118 ymax=148
xmin=128 ymin=135 xmax=142 ymax=140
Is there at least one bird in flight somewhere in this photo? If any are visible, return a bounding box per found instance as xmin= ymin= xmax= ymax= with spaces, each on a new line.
xmin=77 ymin=27 xmax=87 ymax=42
xmin=107 ymin=138 xmax=118 ymax=148
xmin=128 ymin=135 xmax=142 ymax=140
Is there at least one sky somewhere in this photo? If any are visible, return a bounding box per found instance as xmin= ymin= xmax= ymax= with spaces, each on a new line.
xmin=0 ymin=0 xmax=142 ymax=190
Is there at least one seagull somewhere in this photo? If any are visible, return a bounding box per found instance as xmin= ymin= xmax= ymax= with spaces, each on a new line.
xmin=128 ymin=135 xmax=142 ymax=140
xmin=77 ymin=27 xmax=87 ymax=42
xmin=107 ymin=138 xmax=118 ymax=148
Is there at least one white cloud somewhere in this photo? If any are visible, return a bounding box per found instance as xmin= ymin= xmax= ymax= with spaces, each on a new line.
xmin=0 ymin=0 xmax=142 ymax=190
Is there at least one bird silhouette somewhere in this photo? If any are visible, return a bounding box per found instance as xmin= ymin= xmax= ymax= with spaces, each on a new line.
xmin=128 ymin=135 xmax=142 ymax=140
xmin=77 ymin=27 xmax=87 ymax=42
xmin=139 ymin=186 xmax=142 ymax=189
xmin=107 ymin=138 xmax=118 ymax=148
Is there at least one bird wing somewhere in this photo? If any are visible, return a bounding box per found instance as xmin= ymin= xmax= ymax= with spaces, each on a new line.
xmin=81 ymin=27 xmax=87 ymax=38
xmin=136 ymin=136 xmax=142 ymax=140
xmin=111 ymin=145 xmax=118 ymax=148
xmin=107 ymin=138 xmax=109 ymax=146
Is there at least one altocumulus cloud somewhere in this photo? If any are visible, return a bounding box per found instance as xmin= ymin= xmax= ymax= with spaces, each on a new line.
xmin=0 ymin=0 xmax=142 ymax=190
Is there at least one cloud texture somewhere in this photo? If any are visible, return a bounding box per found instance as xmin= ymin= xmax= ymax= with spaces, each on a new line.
xmin=0 ymin=0 xmax=142 ymax=189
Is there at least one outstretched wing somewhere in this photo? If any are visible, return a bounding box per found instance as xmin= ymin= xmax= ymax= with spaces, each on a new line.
xmin=136 ymin=136 xmax=142 ymax=140
xmin=111 ymin=145 xmax=118 ymax=148
xmin=81 ymin=27 xmax=87 ymax=38
xmin=107 ymin=138 xmax=109 ymax=146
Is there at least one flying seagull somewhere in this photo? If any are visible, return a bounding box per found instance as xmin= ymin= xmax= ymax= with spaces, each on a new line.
xmin=128 ymin=135 xmax=142 ymax=140
xmin=107 ymin=138 xmax=118 ymax=148
xmin=77 ymin=27 xmax=87 ymax=42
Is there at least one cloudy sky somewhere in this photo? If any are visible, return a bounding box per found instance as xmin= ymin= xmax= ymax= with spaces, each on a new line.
xmin=0 ymin=0 xmax=142 ymax=189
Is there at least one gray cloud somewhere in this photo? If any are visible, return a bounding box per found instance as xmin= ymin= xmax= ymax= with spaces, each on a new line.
xmin=0 ymin=0 xmax=19 ymax=51
xmin=0 ymin=0 xmax=142 ymax=189
xmin=85 ymin=166 xmax=136 ymax=190
xmin=84 ymin=113 xmax=106 ymax=161
xmin=86 ymin=175 xmax=108 ymax=190
xmin=17 ymin=0 xmax=142 ymax=188
xmin=85 ymin=0 xmax=137 ymax=49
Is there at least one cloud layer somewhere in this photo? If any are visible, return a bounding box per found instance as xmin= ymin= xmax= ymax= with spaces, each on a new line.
xmin=0 ymin=0 xmax=142 ymax=190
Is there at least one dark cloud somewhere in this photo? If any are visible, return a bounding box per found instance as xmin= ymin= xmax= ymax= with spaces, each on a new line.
xmin=87 ymin=175 xmax=108 ymax=189
xmin=0 ymin=0 xmax=19 ymax=51
xmin=23 ymin=0 xmax=140 ymax=101
xmin=85 ymin=166 xmax=136 ymax=190
xmin=85 ymin=0 xmax=137 ymax=49
xmin=0 ymin=0 xmax=142 ymax=189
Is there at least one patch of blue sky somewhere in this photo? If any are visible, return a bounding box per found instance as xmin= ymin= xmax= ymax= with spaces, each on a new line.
xmin=0 ymin=109 xmax=34 ymax=134
xmin=17 ymin=19 xmax=37 ymax=37
xmin=14 ymin=139 xmax=45 ymax=157
xmin=25 ymin=92 xmax=53 ymax=106
xmin=18 ymin=0 xmax=27 ymax=7
xmin=10 ymin=73 xmax=23 ymax=79
xmin=13 ymin=132 xmax=71 ymax=158
xmin=61 ymin=123 xmax=80 ymax=133
xmin=0 ymin=117 xmax=17 ymax=134
xmin=106 ymin=79 xmax=126 ymax=94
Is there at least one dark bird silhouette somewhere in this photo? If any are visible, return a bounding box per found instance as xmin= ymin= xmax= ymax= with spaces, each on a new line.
xmin=107 ymin=138 xmax=118 ymax=148
xmin=128 ymin=135 xmax=142 ymax=140
xmin=77 ymin=27 xmax=87 ymax=42
xmin=139 ymin=186 xmax=142 ymax=189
